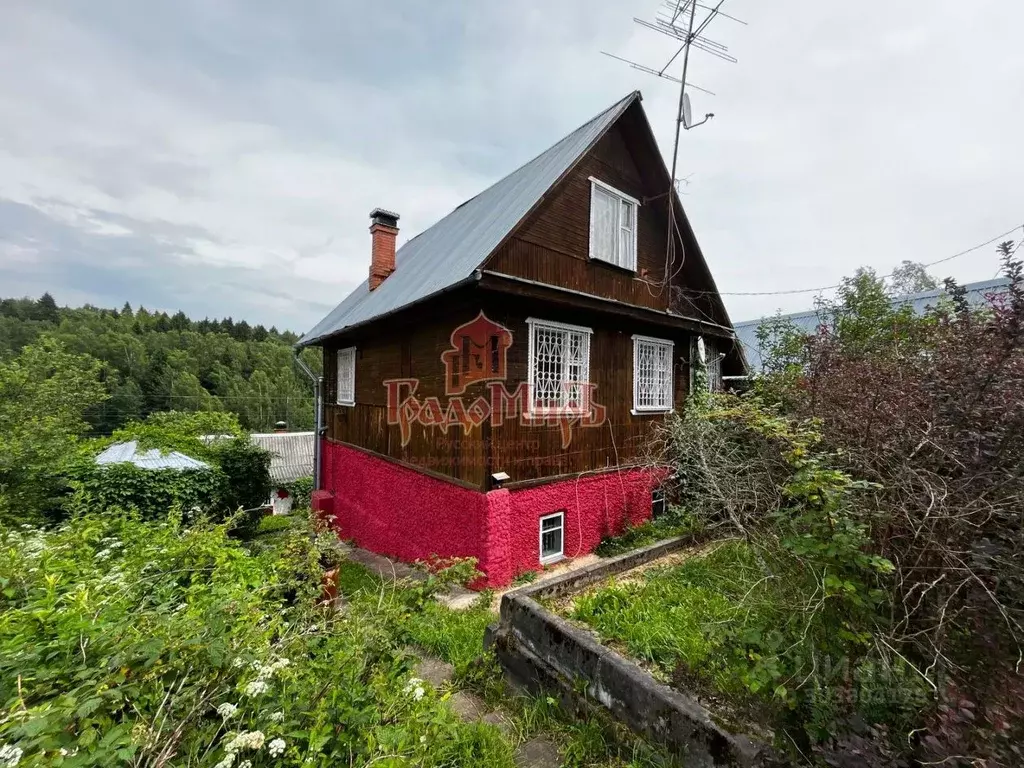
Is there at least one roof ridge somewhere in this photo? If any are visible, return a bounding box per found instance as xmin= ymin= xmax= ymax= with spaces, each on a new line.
xmin=299 ymin=91 xmax=642 ymax=346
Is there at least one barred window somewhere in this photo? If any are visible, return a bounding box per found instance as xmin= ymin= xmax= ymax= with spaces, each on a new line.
xmin=527 ymin=318 xmax=592 ymax=414
xmin=336 ymin=347 xmax=356 ymax=406
xmin=633 ymin=335 xmax=674 ymax=412
xmin=589 ymin=177 xmax=639 ymax=271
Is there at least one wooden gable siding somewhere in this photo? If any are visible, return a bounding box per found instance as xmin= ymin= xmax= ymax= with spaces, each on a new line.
xmin=485 ymin=105 xmax=728 ymax=329
xmin=323 ymin=290 xmax=693 ymax=490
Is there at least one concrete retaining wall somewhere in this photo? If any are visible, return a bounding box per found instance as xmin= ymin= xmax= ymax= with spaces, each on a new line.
xmin=486 ymin=537 xmax=777 ymax=767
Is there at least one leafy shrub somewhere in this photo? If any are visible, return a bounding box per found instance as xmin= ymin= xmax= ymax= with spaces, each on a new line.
xmin=66 ymin=461 xmax=229 ymax=519
xmin=285 ymin=476 xmax=314 ymax=510
xmin=0 ymin=338 xmax=107 ymax=524
xmin=0 ymin=513 xmax=516 ymax=767
xmin=256 ymin=514 xmax=295 ymax=535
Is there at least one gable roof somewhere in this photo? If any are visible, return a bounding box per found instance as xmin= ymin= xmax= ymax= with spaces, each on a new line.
xmin=298 ymin=91 xmax=641 ymax=347
xmin=250 ymin=431 xmax=315 ymax=485
xmin=95 ymin=440 xmax=210 ymax=471
xmin=734 ymin=276 xmax=1012 ymax=371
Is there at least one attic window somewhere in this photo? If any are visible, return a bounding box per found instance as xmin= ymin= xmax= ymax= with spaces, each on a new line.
xmin=589 ymin=177 xmax=639 ymax=272
xmin=336 ymin=347 xmax=356 ymax=406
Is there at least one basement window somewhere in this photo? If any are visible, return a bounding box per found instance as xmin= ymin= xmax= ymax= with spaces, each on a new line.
xmin=589 ymin=177 xmax=639 ymax=272
xmin=539 ymin=512 xmax=565 ymax=564
xmin=336 ymin=347 xmax=356 ymax=406
xmin=527 ymin=318 xmax=592 ymax=415
xmin=652 ymin=487 xmax=667 ymax=519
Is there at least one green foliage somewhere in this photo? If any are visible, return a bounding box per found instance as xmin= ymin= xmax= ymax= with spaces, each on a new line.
xmin=285 ymin=476 xmax=314 ymax=510
xmin=0 ymin=338 xmax=108 ymax=523
xmin=256 ymin=514 xmax=296 ymax=535
xmin=0 ymin=294 xmax=322 ymax=434
xmin=66 ymin=461 xmax=228 ymax=520
xmin=594 ymin=505 xmax=702 ymax=557
xmin=73 ymin=412 xmax=273 ymax=531
xmin=0 ymin=513 xmax=517 ymax=767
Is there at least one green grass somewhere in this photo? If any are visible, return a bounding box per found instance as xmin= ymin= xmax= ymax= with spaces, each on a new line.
xmin=571 ymin=541 xmax=776 ymax=697
xmin=593 ymin=507 xmax=701 ymax=558
xmin=332 ymin=556 xmax=685 ymax=767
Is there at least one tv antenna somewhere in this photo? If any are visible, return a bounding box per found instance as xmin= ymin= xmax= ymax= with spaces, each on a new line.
xmin=602 ymin=0 xmax=743 ymax=293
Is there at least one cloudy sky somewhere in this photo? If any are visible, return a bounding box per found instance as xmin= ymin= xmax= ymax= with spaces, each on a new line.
xmin=1 ymin=1 xmax=1022 ymax=332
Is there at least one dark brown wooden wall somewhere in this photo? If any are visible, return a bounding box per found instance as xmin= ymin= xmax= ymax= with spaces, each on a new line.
xmin=484 ymin=104 xmax=726 ymax=329
xmin=322 ymin=292 xmax=693 ymax=490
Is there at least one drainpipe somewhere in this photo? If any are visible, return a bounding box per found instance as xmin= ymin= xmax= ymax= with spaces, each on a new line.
xmin=293 ymin=349 xmax=323 ymax=491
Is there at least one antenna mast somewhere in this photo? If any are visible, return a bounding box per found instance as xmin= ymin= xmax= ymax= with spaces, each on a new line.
xmin=602 ymin=0 xmax=743 ymax=292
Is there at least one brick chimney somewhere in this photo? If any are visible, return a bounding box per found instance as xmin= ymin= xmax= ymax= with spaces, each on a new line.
xmin=368 ymin=208 xmax=400 ymax=291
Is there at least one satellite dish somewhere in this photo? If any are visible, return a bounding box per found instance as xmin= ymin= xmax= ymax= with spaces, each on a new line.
xmin=696 ymin=336 xmax=706 ymax=364
xmin=682 ymin=93 xmax=693 ymax=129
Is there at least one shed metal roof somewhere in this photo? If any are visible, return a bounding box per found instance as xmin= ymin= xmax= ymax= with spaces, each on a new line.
xmin=250 ymin=431 xmax=315 ymax=485
xmin=298 ymin=91 xmax=641 ymax=347
xmin=95 ymin=440 xmax=210 ymax=471
xmin=734 ymin=277 xmax=1012 ymax=371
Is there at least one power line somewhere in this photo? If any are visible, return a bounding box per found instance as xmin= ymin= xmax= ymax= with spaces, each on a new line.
xmin=691 ymin=223 xmax=1024 ymax=298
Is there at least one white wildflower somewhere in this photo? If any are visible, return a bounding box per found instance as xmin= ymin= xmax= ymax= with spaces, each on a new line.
xmin=238 ymin=762 xmax=252 ymax=768
xmin=0 ymin=744 xmax=23 ymax=768
xmin=420 ymin=735 xmax=427 ymax=744
xmin=213 ymin=755 xmax=235 ymax=768
xmin=413 ymin=685 xmax=425 ymax=701
xmin=269 ymin=711 xmax=284 ymax=723
xmin=95 ymin=548 xmax=113 ymax=559
xmin=224 ymin=730 xmax=265 ymax=753
xmin=244 ymin=680 xmax=268 ymax=697
xmin=232 ymin=657 xmax=246 ymax=668
xmin=268 ymin=738 xmax=286 ymax=757
xmin=216 ymin=702 xmax=238 ymax=719
xmin=403 ymin=677 xmax=423 ymax=694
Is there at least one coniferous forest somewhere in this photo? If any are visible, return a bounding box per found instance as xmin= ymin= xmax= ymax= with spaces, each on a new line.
xmin=0 ymin=293 xmax=322 ymax=435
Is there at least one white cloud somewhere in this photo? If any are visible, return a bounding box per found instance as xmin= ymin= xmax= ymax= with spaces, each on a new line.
xmin=0 ymin=0 xmax=1022 ymax=331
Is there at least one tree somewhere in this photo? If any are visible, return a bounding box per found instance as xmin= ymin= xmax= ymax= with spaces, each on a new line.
xmin=889 ymin=260 xmax=938 ymax=295
xmin=34 ymin=292 xmax=59 ymax=323
xmin=0 ymin=338 xmax=107 ymax=522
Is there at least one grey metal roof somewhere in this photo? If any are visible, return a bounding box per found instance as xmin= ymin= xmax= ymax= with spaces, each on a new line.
xmin=735 ymin=277 xmax=1012 ymax=371
xmin=95 ymin=440 xmax=210 ymax=471
xmin=250 ymin=431 xmax=315 ymax=484
xmin=299 ymin=91 xmax=641 ymax=347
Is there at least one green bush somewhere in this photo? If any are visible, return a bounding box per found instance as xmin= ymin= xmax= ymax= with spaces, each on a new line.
xmin=0 ymin=513 xmax=517 ymax=767
xmin=66 ymin=460 xmax=229 ymax=519
xmin=285 ymin=476 xmax=314 ymax=510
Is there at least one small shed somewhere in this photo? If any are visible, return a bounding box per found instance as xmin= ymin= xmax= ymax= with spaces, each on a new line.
xmin=249 ymin=431 xmax=315 ymax=515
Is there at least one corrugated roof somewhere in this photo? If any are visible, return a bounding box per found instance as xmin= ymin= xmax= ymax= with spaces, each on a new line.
xmin=95 ymin=440 xmax=210 ymax=471
xmin=298 ymin=91 xmax=642 ymax=347
xmin=735 ymin=277 xmax=1012 ymax=371
xmin=250 ymin=432 xmax=315 ymax=485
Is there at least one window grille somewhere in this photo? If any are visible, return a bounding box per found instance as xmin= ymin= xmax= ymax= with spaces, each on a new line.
xmin=589 ymin=178 xmax=639 ymax=271
xmin=633 ymin=335 xmax=674 ymax=412
xmin=336 ymin=347 xmax=356 ymax=406
xmin=527 ymin=319 xmax=592 ymax=414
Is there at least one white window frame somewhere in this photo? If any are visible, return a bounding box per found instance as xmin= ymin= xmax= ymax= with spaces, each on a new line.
xmin=336 ymin=346 xmax=356 ymax=406
xmin=689 ymin=336 xmax=723 ymax=393
xmin=539 ymin=511 xmax=565 ymax=564
xmin=526 ymin=318 xmax=593 ymax=416
xmin=632 ymin=334 xmax=674 ymax=414
xmin=588 ymin=177 xmax=640 ymax=272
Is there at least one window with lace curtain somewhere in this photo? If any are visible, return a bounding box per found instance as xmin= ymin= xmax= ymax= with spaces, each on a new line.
xmin=632 ymin=335 xmax=674 ymax=412
xmin=336 ymin=347 xmax=356 ymax=406
xmin=527 ymin=318 xmax=592 ymax=415
xmin=588 ymin=177 xmax=639 ymax=271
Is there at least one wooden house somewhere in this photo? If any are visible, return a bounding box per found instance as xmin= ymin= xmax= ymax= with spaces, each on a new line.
xmin=299 ymin=91 xmax=743 ymax=586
